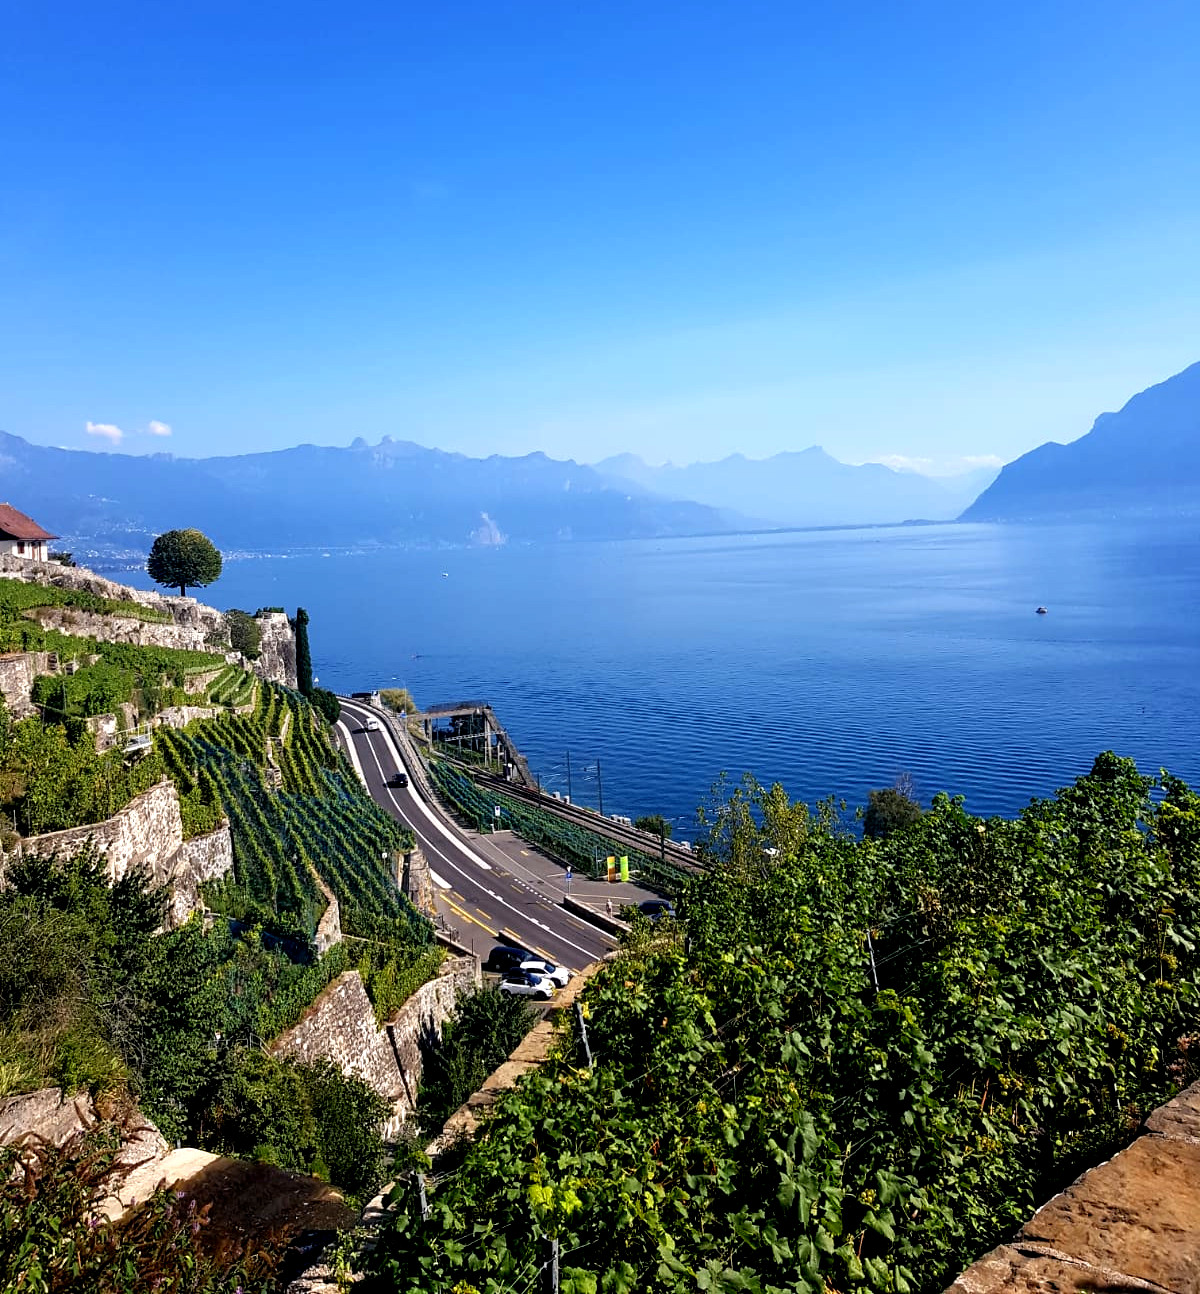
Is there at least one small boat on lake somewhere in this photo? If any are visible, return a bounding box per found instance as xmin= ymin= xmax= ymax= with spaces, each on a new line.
xmin=1036 ymin=606 xmax=1048 ymax=614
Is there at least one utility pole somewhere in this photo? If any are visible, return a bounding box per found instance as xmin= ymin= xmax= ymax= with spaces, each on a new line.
xmin=575 ymin=1000 xmax=592 ymax=1069
xmin=545 ymin=1236 xmax=560 ymax=1294
xmin=565 ymin=750 xmax=572 ymax=804
xmin=866 ymin=928 xmax=880 ymax=992
xmin=596 ymin=759 xmax=603 ymax=818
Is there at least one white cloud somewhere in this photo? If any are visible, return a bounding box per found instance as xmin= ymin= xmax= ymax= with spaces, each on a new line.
xmin=961 ymin=454 xmax=1004 ymax=468
xmin=871 ymin=453 xmax=933 ymax=473
xmin=147 ymin=419 xmax=172 ymax=436
xmin=86 ymin=421 xmax=124 ymax=444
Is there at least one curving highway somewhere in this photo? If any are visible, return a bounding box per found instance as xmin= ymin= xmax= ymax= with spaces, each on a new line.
xmin=334 ymin=697 xmax=614 ymax=973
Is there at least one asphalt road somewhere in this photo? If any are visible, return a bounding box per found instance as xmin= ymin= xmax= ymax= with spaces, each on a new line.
xmin=335 ymin=697 xmax=614 ymax=974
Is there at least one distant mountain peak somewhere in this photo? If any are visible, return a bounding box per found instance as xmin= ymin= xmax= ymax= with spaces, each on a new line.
xmin=962 ymin=360 xmax=1200 ymax=521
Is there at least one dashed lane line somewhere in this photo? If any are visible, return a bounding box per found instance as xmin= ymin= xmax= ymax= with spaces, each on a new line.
xmin=340 ymin=711 xmax=602 ymax=963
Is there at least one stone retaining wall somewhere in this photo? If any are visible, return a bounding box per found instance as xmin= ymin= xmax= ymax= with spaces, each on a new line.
xmin=270 ymin=956 xmax=479 ymax=1137
xmin=0 ymin=650 xmax=53 ymax=718
xmin=947 ymin=1080 xmax=1200 ymax=1294
xmin=15 ymin=779 xmax=183 ymax=887
xmin=0 ymin=557 xmax=298 ymax=688
xmin=3 ymin=779 xmax=231 ymax=927
xmin=255 ymin=612 xmax=297 ymax=689
xmin=167 ymin=824 xmax=235 ymax=926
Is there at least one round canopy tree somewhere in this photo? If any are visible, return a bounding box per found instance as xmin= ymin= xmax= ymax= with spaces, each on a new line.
xmin=146 ymin=528 xmax=222 ymax=597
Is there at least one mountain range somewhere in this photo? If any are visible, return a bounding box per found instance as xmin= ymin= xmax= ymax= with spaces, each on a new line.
xmin=963 ymin=360 xmax=1200 ymax=521
xmin=596 ymin=448 xmax=997 ymax=528
xmin=0 ymin=434 xmax=741 ymax=555
xmin=7 ymin=356 xmax=1195 ymax=556
xmin=0 ymin=432 xmax=998 ymax=555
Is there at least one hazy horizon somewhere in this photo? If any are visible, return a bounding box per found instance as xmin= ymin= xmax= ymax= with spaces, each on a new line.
xmin=3 ymin=3 xmax=1198 ymax=473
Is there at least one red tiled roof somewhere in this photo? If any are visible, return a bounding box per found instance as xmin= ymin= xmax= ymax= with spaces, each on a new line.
xmin=0 ymin=503 xmax=58 ymax=541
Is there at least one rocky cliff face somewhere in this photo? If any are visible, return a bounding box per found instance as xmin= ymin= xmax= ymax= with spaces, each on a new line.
xmin=253 ymin=611 xmax=298 ymax=689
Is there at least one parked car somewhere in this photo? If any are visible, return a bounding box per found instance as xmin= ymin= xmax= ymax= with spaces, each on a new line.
xmin=484 ymin=944 xmax=535 ymax=974
xmin=389 ymin=771 xmax=409 ymax=788
xmin=498 ymin=970 xmax=556 ymax=1000
xmin=484 ymin=945 xmax=570 ymax=986
xmin=639 ymin=899 xmax=677 ymax=922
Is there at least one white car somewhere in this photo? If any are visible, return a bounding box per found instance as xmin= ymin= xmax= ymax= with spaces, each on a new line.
xmin=498 ymin=970 xmax=556 ymax=1000
xmin=363 ymin=718 xmax=382 ymax=732
xmin=517 ymin=957 xmax=570 ymax=988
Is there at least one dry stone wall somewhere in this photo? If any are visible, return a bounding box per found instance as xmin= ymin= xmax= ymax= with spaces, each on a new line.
xmin=946 ymin=1078 xmax=1200 ymax=1294
xmin=15 ymin=779 xmax=183 ymax=886
xmin=0 ymin=557 xmax=298 ymax=687
xmin=4 ymin=779 xmax=232 ymax=926
xmin=0 ymin=650 xmax=53 ymax=718
xmin=254 ymin=611 xmax=297 ymax=689
xmin=167 ymin=824 xmax=234 ymax=926
xmin=270 ymin=957 xmax=479 ymax=1137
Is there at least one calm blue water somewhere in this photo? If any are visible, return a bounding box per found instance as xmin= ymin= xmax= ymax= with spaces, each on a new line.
xmin=118 ymin=521 xmax=1200 ymax=838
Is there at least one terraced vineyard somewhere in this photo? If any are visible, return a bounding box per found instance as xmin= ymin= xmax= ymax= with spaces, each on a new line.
xmin=157 ymin=683 xmax=427 ymax=944
xmin=428 ymin=757 xmax=690 ymax=892
xmin=206 ymin=664 xmax=257 ymax=708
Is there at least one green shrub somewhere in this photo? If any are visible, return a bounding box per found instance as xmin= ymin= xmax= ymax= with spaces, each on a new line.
xmin=368 ymin=754 xmax=1200 ymax=1294
xmin=201 ymin=1050 xmax=389 ymax=1199
xmin=226 ymin=608 xmax=262 ymax=660
xmin=416 ymin=986 xmax=536 ymax=1132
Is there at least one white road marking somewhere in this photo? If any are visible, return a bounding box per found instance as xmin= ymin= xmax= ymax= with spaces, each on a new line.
xmin=338 ymin=702 xmax=601 ymax=962
xmin=335 ymin=721 xmax=369 ymax=785
xmin=429 ymin=870 xmax=451 ymax=890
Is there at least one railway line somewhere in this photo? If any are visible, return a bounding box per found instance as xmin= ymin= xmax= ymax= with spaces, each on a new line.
xmin=467 ymin=768 xmax=705 ymax=876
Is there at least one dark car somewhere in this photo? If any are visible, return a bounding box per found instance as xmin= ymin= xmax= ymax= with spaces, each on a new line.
xmin=639 ymin=899 xmax=677 ymax=922
xmin=483 ymin=944 xmax=535 ymax=974
xmin=389 ymin=771 xmax=409 ymax=789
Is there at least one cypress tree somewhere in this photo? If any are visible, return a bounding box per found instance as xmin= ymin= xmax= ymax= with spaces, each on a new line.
xmin=293 ymin=607 xmax=313 ymax=695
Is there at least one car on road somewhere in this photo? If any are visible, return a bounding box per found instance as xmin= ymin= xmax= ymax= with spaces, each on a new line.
xmin=389 ymin=771 xmax=409 ymax=788
xmin=483 ymin=945 xmax=570 ymax=986
xmin=498 ymin=970 xmax=556 ymax=1000
xmin=639 ymin=899 xmax=677 ymax=922
xmin=361 ymin=718 xmax=382 ymax=732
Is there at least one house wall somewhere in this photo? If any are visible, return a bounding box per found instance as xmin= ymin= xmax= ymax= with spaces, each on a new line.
xmin=0 ymin=539 xmax=48 ymax=561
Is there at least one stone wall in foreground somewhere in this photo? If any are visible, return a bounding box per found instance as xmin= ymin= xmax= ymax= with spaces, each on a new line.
xmin=946 ymin=1079 xmax=1200 ymax=1294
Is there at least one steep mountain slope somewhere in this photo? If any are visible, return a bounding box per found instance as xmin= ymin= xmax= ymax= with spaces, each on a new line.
xmin=0 ymin=433 xmax=742 ymax=552
xmin=596 ymin=447 xmax=996 ymax=527
xmin=962 ymin=361 xmax=1200 ymax=521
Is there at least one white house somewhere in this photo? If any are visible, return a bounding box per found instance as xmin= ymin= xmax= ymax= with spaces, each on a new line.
xmin=0 ymin=503 xmax=58 ymax=561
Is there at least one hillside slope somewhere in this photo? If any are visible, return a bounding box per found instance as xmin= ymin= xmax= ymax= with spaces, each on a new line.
xmin=962 ymin=360 xmax=1200 ymax=521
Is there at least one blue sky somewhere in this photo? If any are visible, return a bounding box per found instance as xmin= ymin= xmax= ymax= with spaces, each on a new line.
xmin=2 ymin=1 xmax=1198 ymax=473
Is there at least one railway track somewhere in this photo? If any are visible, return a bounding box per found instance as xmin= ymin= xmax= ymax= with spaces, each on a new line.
xmin=469 ymin=768 xmax=704 ymax=875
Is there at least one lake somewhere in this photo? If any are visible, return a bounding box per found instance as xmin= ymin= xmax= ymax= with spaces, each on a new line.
xmin=118 ymin=519 xmax=1200 ymax=839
